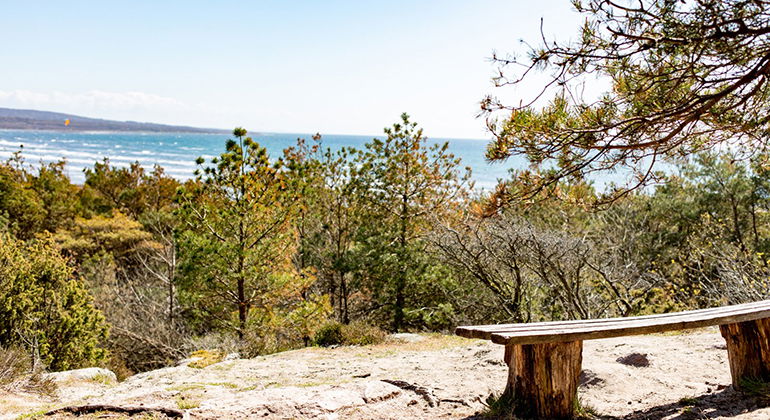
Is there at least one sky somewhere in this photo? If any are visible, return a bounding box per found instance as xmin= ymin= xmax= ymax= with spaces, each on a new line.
xmin=0 ymin=1 xmax=582 ymax=139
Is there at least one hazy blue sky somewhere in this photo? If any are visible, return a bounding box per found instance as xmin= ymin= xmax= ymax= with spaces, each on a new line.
xmin=0 ymin=1 xmax=581 ymax=138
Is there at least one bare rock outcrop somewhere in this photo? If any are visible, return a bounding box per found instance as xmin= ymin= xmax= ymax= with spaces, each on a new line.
xmin=4 ymin=330 xmax=770 ymax=419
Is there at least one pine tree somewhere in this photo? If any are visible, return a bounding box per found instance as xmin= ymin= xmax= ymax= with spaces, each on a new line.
xmin=354 ymin=114 xmax=470 ymax=330
xmin=177 ymin=128 xmax=329 ymax=341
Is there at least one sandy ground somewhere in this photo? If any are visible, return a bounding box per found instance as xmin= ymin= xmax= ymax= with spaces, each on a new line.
xmin=3 ymin=328 xmax=770 ymax=419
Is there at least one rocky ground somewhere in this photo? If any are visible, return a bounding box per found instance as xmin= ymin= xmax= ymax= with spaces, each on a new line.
xmin=3 ymin=328 xmax=770 ymax=419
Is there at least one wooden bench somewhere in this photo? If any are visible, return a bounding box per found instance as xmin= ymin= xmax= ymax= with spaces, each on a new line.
xmin=455 ymin=300 xmax=770 ymax=419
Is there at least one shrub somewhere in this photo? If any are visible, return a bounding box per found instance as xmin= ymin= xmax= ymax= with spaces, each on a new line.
xmin=101 ymin=354 xmax=133 ymax=381
xmin=0 ymin=235 xmax=108 ymax=371
xmin=313 ymin=321 xmax=386 ymax=347
xmin=313 ymin=322 xmax=344 ymax=346
xmin=340 ymin=321 xmax=386 ymax=346
xmin=186 ymin=332 xmax=241 ymax=356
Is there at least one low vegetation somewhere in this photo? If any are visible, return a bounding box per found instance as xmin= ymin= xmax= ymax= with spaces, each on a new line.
xmin=0 ymin=347 xmax=55 ymax=395
xmin=0 ymin=234 xmax=107 ymax=371
xmin=313 ymin=321 xmax=386 ymax=347
xmin=186 ymin=350 xmax=225 ymax=369
xmin=2 ymin=112 xmax=770 ymax=379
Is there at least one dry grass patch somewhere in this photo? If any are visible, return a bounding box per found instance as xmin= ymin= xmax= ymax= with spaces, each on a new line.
xmin=186 ymin=350 xmax=225 ymax=369
xmin=0 ymin=347 xmax=56 ymax=396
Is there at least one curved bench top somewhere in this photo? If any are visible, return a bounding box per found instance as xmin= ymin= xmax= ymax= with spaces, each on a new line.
xmin=455 ymin=300 xmax=770 ymax=345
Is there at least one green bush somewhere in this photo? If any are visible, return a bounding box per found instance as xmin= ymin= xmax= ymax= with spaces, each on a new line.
xmin=313 ymin=321 xmax=386 ymax=347
xmin=340 ymin=321 xmax=386 ymax=346
xmin=0 ymin=235 xmax=108 ymax=371
xmin=313 ymin=321 xmax=344 ymax=346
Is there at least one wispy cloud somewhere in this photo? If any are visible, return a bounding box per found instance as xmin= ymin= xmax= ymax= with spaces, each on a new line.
xmin=0 ymin=89 xmax=187 ymax=116
xmin=0 ymin=89 xmax=285 ymax=132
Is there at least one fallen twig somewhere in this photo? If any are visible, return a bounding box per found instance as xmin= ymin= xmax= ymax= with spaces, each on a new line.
xmin=440 ymin=398 xmax=470 ymax=406
xmin=46 ymin=404 xmax=184 ymax=418
xmin=381 ymin=379 xmax=439 ymax=407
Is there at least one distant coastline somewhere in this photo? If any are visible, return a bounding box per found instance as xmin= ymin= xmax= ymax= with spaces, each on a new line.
xmin=0 ymin=128 xmax=232 ymax=135
xmin=0 ymin=107 xmax=228 ymax=134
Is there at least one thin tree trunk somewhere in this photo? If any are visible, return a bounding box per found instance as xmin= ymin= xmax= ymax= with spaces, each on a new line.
xmin=340 ymin=270 xmax=350 ymax=324
xmin=393 ymin=193 xmax=408 ymax=331
xmin=168 ymin=280 xmax=174 ymax=325
xmin=729 ymin=195 xmax=746 ymax=251
xmin=237 ymin=253 xmax=246 ymax=339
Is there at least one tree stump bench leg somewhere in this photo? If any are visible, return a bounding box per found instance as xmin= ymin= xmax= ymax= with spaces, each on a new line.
xmin=502 ymin=340 xmax=583 ymax=419
xmin=720 ymin=318 xmax=770 ymax=389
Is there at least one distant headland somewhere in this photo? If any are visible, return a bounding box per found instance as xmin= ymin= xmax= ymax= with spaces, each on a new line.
xmin=0 ymin=107 xmax=229 ymax=133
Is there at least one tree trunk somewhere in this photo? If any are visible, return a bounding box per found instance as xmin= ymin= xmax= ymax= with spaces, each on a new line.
xmin=393 ymin=191 xmax=408 ymax=332
xmin=728 ymin=195 xmax=747 ymax=252
xmin=168 ymin=280 xmax=174 ymax=325
xmin=393 ymin=276 xmax=405 ymax=331
xmin=720 ymin=319 xmax=770 ymax=388
xmin=503 ymin=340 xmax=583 ymax=419
xmin=168 ymin=245 xmax=176 ymax=326
xmin=340 ymin=271 xmax=350 ymax=324
xmin=237 ymin=280 xmax=246 ymax=339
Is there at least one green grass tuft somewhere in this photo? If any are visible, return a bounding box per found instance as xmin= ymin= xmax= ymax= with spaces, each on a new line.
xmin=739 ymin=377 xmax=770 ymax=405
xmin=479 ymin=391 xmax=597 ymax=419
xmin=187 ymin=349 xmax=225 ymax=369
xmin=478 ymin=392 xmax=517 ymax=419
xmin=176 ymin=394 xmax=201 ymax=409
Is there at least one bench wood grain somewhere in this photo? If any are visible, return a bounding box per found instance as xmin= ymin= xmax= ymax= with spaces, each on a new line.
xmin=456 ymin=300 xmax=770 ymax=419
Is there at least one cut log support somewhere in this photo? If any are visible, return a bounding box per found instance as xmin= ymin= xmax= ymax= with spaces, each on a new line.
xmin=457 ymin=301 xmax=770 ymax=419
xmin=720 ymin=318 xmax=770 ymax=389
xmin=503 ymin=340 xmax=583 ymax=419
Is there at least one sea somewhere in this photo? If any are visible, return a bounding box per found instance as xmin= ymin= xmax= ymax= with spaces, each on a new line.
xmin=0 ymin=129 xmax=517 ymax=190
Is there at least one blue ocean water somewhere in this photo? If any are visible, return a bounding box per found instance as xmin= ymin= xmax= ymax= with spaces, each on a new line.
xmin=0 ymin=129 xmax=516 ymax=190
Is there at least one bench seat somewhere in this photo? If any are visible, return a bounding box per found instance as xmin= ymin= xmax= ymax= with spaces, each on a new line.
xmin=455 ymin=300 xmax=770 ymax=419
xmin=456 ymin=299 xmax=770 ymax=345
